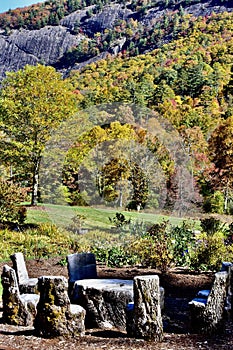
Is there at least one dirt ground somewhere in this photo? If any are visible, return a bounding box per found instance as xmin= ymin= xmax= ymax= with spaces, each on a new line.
xmin=1 ymin=257 xmax=233 ymax=350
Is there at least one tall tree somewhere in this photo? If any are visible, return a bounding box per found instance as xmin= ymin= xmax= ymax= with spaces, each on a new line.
xmin=0 ymin=64 xmax=77 ymax=205
xmin=208 ymin=116 xmax=233 ymax=211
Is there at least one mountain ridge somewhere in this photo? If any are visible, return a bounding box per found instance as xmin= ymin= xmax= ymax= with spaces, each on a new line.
xmin=0 ymin=0 xmax=232 ymax=80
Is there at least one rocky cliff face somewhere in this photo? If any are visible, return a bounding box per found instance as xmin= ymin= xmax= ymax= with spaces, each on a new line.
xmin=0 ymin=26 xmax=84 ymax=80
xmin=142 ymin=1 xmax=233 ymax=26
xmin=60 ymin=4 xmax=132 ymax=34
xmin=0 ymin=0 xmax=232 ymax=81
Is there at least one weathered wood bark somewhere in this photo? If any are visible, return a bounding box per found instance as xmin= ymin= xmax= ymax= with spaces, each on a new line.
xmin=133 ymin=275 xmax=163 ymax=341
xmin=34 ymin=276 xmax=86 ymax=338
xmin=220 ymin=262 xmax=233 ymax=320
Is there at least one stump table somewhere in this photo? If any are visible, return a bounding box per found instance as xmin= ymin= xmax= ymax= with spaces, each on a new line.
xmin=72 ymin=278 xmax=133 ymax=330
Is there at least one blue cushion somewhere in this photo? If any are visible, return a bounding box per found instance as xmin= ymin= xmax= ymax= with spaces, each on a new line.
xmin=197 ymin=290 xmax=210 ymax=298
xmin=126 ymin=302 xmax=134 ymax=311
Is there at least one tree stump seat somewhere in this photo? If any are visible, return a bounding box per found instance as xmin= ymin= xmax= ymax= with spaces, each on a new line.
xmin=189 ymin=268 xmax=230 ymax=334
xmin=72 ymin=278 xmax=134 ymax=330
xmin=1 ymin=264 xmax=39 ymax=326
xmin=10 ymin=252 xmax=38 ymax=294
xmin=34 ymin=275 xmax=86 ymax=338
xmin=126 ymin=275 xmax=164 ymax=341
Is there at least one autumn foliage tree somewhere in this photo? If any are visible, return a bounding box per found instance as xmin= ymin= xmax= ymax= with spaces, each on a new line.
xmin=61 ymin=119 xmax=173 ymax=209
xmin=208 ymin=116 xmax=233 ymax=212
xmin=0 ymin=64 xmax=77 ymax=206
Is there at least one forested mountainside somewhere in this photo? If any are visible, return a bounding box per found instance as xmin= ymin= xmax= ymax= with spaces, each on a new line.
xmin=71 ymin=10 xmax=233 ymax=129
xmin=0 ymin=0 xmax=232 ymax=80
xmin=0 ymin=1 xmax=233 ymax=214
xmin=66 ymin=8 xmax=233 ymax=211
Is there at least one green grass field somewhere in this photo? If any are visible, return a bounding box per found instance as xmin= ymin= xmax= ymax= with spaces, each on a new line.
xmin=26 ymin=204 xmax=192 ymax=230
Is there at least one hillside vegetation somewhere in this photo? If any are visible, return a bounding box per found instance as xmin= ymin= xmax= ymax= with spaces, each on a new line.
xmin=0 ymin=0 xmax=232 ymax=80
xmin=67 ymin=10 xmax=233 ymax=212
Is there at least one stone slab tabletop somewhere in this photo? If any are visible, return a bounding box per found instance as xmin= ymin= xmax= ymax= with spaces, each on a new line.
xmin=74 ymin=278 xmax=133 ymax=293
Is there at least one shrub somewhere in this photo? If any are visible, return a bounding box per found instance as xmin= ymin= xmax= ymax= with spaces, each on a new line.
xmin=170 ymin=221 xmax=195 ymax=266
xmin=92 ymin=244 xmax=138 ymax=267
xmin=29 ymin=223 xmax=76 ymax=258
xmin=200 ymin=217 xmax=228 ymax=236
xmin=129 ymin=220 xmax=199 ymax=271
xmin=109 ymin=212 xmax=131 ymax=231
xmin=224 ymin=222 xmax=233 ymax=245
xmin=226 ymin=198 xmax=233 ymax=215
xmin=129 ymin=221 xmax=173 ymax=272
xmin=0 ymin=223 xmax=75 ymax=260
xmin=203 ymin=191 xmax=224 ymax=214
xmin=0 ymin=179 xmax=27 ymax=225
xmin=224 ymin=244 xmax=233 ymax=263
xmin=189 ymin=217 xmax=231 ymax=271
xmin=190 ymin=232 xmax=226 ymax=271
xmin=129 ymin=219 xmax=149 ymax=237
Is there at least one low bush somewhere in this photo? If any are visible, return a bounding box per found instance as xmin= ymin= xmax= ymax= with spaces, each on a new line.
xmin=170 ymin=221 xmax=196 ymax=266
xmin=128 ymin=220 xmax=196 ymax=272
xmin=129 ymin=235 xmax=169 ymax=271
xmin=129 ymin=221 xmax=173 ymax=272
xmin=109 ymin=212 xmax=131 ymax=231
xmin=128 ymin=218 xmax=149 ymax=237
xmin=200 ymin=217 xmax=228 ymax=236
xmin=0 ymin=179 xmax=27 ymax=225
xmin=203 ymin=191 xmax=225 ymax=214
xmin=190 ymin=232 xmax=226 ymax=271
xmin=92 ymin=244 xmax=138 ymax=267
xmin=0 ymin=223 xmax=76 ymax=260
xmin=190 ymin=217 xmax=233 ymax=271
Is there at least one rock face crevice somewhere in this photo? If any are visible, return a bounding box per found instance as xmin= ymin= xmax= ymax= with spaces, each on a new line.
xmin=0 ymin=0 xmax=232 ymax=81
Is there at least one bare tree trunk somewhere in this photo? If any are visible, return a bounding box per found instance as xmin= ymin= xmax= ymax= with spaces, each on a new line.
xmin=119 ymin=187 xmax=123 ymax=207
xmin=31 ymin=159 xmax=40 ymax=206
xmin=224 ymin=183 xmax=229 ymax=213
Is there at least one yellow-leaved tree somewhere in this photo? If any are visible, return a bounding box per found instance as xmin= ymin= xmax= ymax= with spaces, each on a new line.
xmin=0 ymin=64 xmax=78 ymax=205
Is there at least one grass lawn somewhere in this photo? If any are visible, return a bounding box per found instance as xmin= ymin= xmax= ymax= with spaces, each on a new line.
xmin=26 ymin=204 xmax=195 ymax=231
